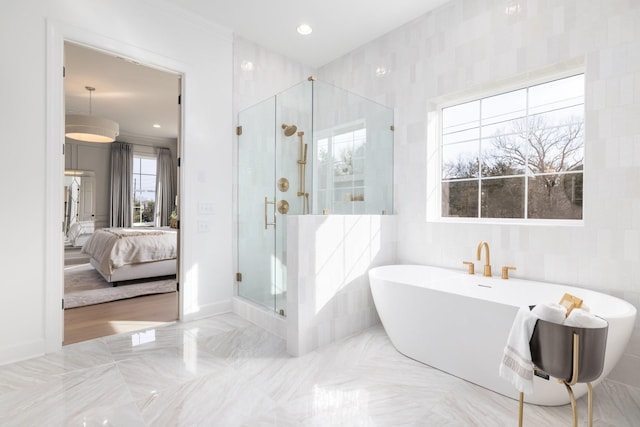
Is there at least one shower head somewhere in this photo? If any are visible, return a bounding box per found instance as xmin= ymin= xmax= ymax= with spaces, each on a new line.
xmin=281 ymin=123 xmax=298 ymax=137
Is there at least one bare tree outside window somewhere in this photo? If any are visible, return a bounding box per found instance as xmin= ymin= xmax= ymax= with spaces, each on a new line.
xmin=441 ymin=74 xmax=584 ymax=220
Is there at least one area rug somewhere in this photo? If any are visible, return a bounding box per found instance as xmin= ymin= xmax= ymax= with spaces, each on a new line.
xmin=64 ymin=263 xmax=177 ymax=309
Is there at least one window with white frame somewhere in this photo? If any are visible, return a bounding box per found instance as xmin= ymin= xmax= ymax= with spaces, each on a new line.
xmin=132 ymin=154 xmax=157 ymax=226
xmin=440 ymin=74 xmax=584 ymax=220
xmin=315 ymin=125 xmax=367 ymax=214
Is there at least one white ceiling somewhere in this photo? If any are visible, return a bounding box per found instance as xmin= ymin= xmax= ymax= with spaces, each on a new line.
xmin=166 ymin=0 xmax=449 ymax=68
xmin=64 ymin=0 xmax=447 ymax=140
xmin=64 ymin=42 xmax=181 ymax=141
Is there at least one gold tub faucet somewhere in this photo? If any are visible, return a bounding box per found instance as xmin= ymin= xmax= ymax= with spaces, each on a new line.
xmin=476 ymin=241 xmax=492 ymax=277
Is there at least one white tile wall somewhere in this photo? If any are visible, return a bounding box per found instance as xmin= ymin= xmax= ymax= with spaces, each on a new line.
xmin=286 ymin=215 xmax=396 ymax=356
xmin=317 ymin=0 xmax=640 ymax=387
xmin=232 ymin=36 xmax=315 ymax=113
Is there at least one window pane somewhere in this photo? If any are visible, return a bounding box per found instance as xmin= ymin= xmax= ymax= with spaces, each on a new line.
xmin=530 ymin=104 xmax=583 ymax=129
xmin=443 ymin=127 xmax=480 ymax=145
xmin=141 ymin=200 xmax=155 ymax=223
xmin=481 ymin=88 xmax=526 ymax=126
xmin=316 ymin=138 xmax=328 ymax=190
xmin=333 ymin=140 xmax=353 ymax=175
xmin=140 ymin=175 xmax=156 ymax=192
xmin=353 ymin=128 xmax=366 ymax=144
xmin=442 ymin=180 xmax=478 ymax=217
xmin=481 ymin=135 xmax=527 ymax=176
xmin=140 ymin=158 xmax=157 ymax=175
xmin=528 ymin=173 xmax=582 ymax=219
xmin=442 ymin=141 xmax=479 ymax=179
xmin=132 ymin=155 xmax=157 ymax=225
xmin=443 ymin=100 xmax=480 ymax=134
xmin=527 ymin=123 xmax=584 ymax=174
xmin=529 ymin=74 xmax=584 ymax=116
xmin=481 ymin=118 xmax=526 ymax=139
xmin=352 ymin=158 xmax=364 ymax=175
xmin=481 ymin=177 xmax=524 ymax=218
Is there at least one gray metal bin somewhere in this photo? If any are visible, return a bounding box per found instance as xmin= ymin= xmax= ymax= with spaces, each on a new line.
xmin=518 ymin=313 xmax=608 ymax=427
xmin=530 ymin=318 xmax=608 ymax=383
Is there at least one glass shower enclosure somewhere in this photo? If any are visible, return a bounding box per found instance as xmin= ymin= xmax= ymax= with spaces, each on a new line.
xmin=237 ymin=78 xmax=393 ymax=315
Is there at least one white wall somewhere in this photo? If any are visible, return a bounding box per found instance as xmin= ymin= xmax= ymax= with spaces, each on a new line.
xmin=0 ymin=0 xmax=234 ymax=364
xmin=317 ymin=0 xmax=640 ymax=387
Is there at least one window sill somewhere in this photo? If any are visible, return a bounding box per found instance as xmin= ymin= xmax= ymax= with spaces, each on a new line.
xmin=428 ymin=216 xmax=584 ymax=227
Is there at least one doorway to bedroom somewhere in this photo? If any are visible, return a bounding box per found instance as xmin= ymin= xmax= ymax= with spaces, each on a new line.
xmin=62 ymin=42 xmax=181 ymax=344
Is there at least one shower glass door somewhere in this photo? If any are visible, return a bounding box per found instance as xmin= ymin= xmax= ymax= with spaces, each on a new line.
xmin=237 ymin=80 xmax=312 ymax=316
xmin=237 ymin=97 xmax=285 ymax=313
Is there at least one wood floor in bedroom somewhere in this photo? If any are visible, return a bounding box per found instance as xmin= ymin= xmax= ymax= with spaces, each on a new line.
xmin=63 ymin=291 xmax=179 ymax=345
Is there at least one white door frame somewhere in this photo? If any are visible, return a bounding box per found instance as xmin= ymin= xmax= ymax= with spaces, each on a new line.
xmin=45 ymin=20 xmax=186 ymax=352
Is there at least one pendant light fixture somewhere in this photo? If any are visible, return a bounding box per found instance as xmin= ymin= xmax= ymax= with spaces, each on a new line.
xmin=65 ymin=86 xmax=119 ymax=143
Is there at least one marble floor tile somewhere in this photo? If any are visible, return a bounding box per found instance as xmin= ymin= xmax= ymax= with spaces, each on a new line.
xmin=64 ymin=402 xmax=147 ymax=427
xmin=1 ymin=313 xmax=639 ymax=426
xmin=116 ymin=347 xmax=229 ymax=401
xmin=197 ymin=323 xmax=289 ymax=374
xmin=0 ymin=363 xmax=133 ymax=427
xmin=136 ymin=369 xmax=283 ymax=427
xmin=104 ymin=324 xmax=192 ymax=361
xmin=0 ymin=338 xmax=114 ymax=395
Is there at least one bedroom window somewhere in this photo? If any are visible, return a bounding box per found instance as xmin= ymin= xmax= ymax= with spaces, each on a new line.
xmin=440 ymin=73 xmax=584 ymax=221
xmin=132 ymin=154 xmax=157 ymax=226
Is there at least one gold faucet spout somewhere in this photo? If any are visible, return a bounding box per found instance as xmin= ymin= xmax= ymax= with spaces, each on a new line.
xmin=476 ymin=241 xmax=492 ymax=277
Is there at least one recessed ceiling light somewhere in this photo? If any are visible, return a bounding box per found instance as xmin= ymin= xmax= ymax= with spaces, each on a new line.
xmin=241 ymin=60 xmax=254 ymax=71
xmin=375 ymin=67 xmax=390 ymax=77
xmin=153 ymin=124 xmax=161 ymax=128
xmin=297 ymin=24 xmax=313 ymax=35
xmin=504 ymin=1 xmax=522 ymax=15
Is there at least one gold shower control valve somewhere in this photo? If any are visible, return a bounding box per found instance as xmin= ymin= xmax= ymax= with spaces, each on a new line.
xmin=277 ymin=200 xmax=290 ymax=214
xmin=277 ymin=177 xmax=289 ymax=192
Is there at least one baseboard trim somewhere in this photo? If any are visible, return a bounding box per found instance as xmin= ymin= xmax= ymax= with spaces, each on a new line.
xmin=232 ymin=296 xmax=287 ymax=339
xmin=181 ymin=298 xmax=232 ymax=323
xmin=0 ymin=339 xmax=46 ymax=367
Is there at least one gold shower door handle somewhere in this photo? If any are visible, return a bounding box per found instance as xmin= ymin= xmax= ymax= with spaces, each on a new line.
xmin=264 ymin=197 xmax=276 ymax=229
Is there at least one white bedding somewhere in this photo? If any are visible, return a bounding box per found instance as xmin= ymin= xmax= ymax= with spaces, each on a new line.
xmin=81 ymin=227 xmax=177 ymax=275
xmin=68 ymin=220 xmax=95 ymax=247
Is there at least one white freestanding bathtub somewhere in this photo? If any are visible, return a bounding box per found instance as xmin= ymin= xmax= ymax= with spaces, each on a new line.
xmin=368 ymin=264 xmax=637 ymax=406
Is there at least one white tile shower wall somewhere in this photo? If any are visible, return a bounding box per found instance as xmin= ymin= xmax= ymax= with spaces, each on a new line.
xmin=287 ymin=215 xmax=397 ymax=356
xmin=233 ymin=36 xmax=316 ymax=113
xmin=317 ymin=0 xmax=640 ymax=387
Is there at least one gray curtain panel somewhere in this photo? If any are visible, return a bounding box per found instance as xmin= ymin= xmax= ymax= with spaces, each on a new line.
xmin=155 ymin=147 xmax=176 ymax=226
xmin=110 ymin=142 xmax=133 ymax=227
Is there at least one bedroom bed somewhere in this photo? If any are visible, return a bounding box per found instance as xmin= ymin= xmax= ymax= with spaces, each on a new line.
xmin=67 ymin=220 xmax=95 ymax=247
xmin=81 ymin=227 xmax=177 ymax=284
